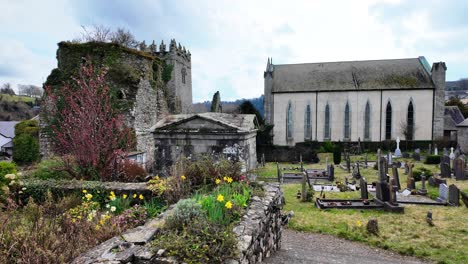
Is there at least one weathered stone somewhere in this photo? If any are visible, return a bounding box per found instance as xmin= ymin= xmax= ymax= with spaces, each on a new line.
xmin=122 ymin=226 xmax=158 ymax=244
xmin=449 ymin=184 xmax=460 ymax=206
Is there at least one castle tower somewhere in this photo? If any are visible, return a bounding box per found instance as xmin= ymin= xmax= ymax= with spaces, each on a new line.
xmin=154 ymin=39 xmax=192 ymax=114
xmin=431 ymin=61 xmax=447 ymax=140
xmin=264 ymin=58 xmax=274 ymax=125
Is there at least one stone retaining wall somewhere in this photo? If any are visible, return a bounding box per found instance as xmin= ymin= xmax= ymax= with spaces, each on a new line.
xmin=72 ymin=182 xmax=284 ymax=264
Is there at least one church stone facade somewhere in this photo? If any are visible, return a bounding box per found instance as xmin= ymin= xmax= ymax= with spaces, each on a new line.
xmin=264 ymin=57 xmax=446 ymax=146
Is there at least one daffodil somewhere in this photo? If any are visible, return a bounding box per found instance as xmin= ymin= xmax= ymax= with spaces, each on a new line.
xmin=139 ymin=194 xmax=144 ymax=200
xmin=215 ymin=179 xmax=221 ymax=184
xmin=82 ymin=189 xmax=87 ymax=193
xmin=223 ymin=176 xmax=228 ymax=181
xmin=356 ymin=220 xmax=362 ymax=227
xmin=85 ymin=193 xmax=93 ymax=201
xmin=226 ymin=177 xmax=233 ymax=183
xmin=225 ymin=201 xmax=233 ymax=209
xmin=181 ymin=175 xmax=186 ymax=180
xmin=123 ymin=194 xmax=128 ymax=199
xmin=133 ymin=194 xmax=137 ymax=198
xmin=217 ymin=194 xmax=224 ymax=202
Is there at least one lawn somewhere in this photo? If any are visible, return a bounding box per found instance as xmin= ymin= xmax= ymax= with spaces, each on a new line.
xmin=0 ymin=94 xmax=35 ymax=103
xmin=257 ymin=158 xmax=468 ymax=264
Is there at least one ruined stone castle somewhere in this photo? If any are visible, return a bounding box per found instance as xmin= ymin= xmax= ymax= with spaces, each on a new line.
xmin=40 ymin=39 xmax=193 ymax=171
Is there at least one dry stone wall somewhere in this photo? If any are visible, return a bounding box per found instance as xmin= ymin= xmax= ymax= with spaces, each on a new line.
xmin=72 ymin=182 xmax=284 ymax=264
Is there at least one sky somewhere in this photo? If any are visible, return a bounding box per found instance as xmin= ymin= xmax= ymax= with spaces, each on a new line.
xmin=1 ymin=0 xmax=467 ymax=102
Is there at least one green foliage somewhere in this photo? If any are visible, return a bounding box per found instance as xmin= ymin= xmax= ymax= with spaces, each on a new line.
xmin=0 ymin=161 xmax=17 ymax=178
xmin=165 ymin=198 xmax=204 ymax=230
xmin=143 ymin=198 xmax=167 ymax=218
xmin=413 ymin=167 xmax=433 ymax=181
xmin=319 ymin=141 xmax=336 ymax=153
xmin=15 ymin=120 xmax=39 ymax=136
xmin=29 ymin=158 xmax=72 ymax=180
xmin=162 ymin=61 xmax=174 ymax=83
xmin=12 ymin=134 xmax=39 ymax=164
xmin=333 ymin=144 xmax=342 ymax=165
xmin=107 ymin=195 xmax=131 ymax=215
xmin=152 ymin=218 xmax=237 ymax=264
xmin=425 ymin=155 xmax=441 ymax=165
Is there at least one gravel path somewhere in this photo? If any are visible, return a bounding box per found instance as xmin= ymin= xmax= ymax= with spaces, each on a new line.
xmin=263 ymin=229 xmax=430 ymax=264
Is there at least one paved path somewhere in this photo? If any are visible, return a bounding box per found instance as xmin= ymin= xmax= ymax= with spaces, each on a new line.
xmin=263 ymin=229 xmax=429 ymax=264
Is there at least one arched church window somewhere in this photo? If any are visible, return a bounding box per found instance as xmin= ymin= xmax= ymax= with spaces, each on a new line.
xmin=364 ymin=101 xmax=371 ymax=140
xmin=407 ymin=101 xmax=414 ymax=140
xmin=181 ymin=68 xmax=187 ymax=84
xmin=324 ymin=104 xmax=330 ymax=140
xmin=286 ymin=102 xmax=293 ymax=139
xmin=344 ymin=102 xmax=351 ymax=140
xmin=385 ymin=101 xmax=392 ymax=140
xmin=305 ymin=104 xmax=312 ymax=140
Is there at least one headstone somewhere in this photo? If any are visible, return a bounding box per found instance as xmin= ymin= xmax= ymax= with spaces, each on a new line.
xmin=360 ymin=178 xmax=368 ymax=200
xmin=428 ymin=144 xmax=432 ymax=156
xmin=378 ymin=158 xmax=387 ymax=182
xmin=261 ymin=153 xmax=265 ymax=167
xmin=389 ymin=178 xmax=398 ymax=205
xmin=418 ymin=175 xmax=428 ymax=195
xmin=449 ymin=147 xmax=455 ymax=160
xmin=448 ymin=184 xmax=460 ymax=206
xmin=375 ymin=181 xmax=390 ymax=202
xmin=440 ymin=160 xmax=451 ymax=178
xmin=395 ymin=137 xmax=402 ymax=157
xmin=460 ymin=191 xmax=468 ymax=208
xmin=454 ymin=157 xmax=466 ymax=181
xmin=327 ymin=164 xmax=335 ymax=181
xmin=437 ymin=183 xmax=448 ymax=202
xmin=413 ymin=150 xmax=421 ymax=161
xmin=404 ymin=163 xmax=409 ymax=175
xmin=346 ymin=155 xmax=351 ymax=173
xmin=352 ymin=162 xmax=361 ymax=179
xmin=402 ymin=152 xmax=410 ymax=158
xmin=391 ymin=164 xmax=401 ymax=190
xmin=434 ymin=144 xmax=438 ymax=155
xmin=364 ymin=154 xmax=368 ymax=169
xmin=454 ymin=145 xmax=461 ymax=157
xmin=443 ymin=147 xmax=448 ymax=156
xmin=387 ymin=152 xmax=392 ymax=165
xmin=406 ymin=162 xmax=415 ymax=190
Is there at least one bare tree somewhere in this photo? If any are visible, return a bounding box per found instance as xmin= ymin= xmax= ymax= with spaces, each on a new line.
xmin=110 ymin=27 xmax=139 ymax=48
xmin=18 ymin=84 xmax=42 ymax=97
xmin=0 ymin=83 xmax=15 ymax=95
xmin=400 ymin=120 xmax=417 ymax=149
xmin=79 ymin=24 xmax=112 ymax=43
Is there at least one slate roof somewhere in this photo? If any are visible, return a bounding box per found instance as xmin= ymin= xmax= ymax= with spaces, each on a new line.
xmin=270 ymin=57 xmax=435 ymax=92
xmin=444 ymin=106 xmax=468 ymax=128
xmin=151 ymin=112 xmax=258 ymax=132
xmin=0 ymin=121 xmax=19 ymax=138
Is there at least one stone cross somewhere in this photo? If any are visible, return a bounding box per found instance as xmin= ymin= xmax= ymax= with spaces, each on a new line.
xmin=360 ymin=177 xmax=368 ymax=200
xmin=395 ymin=137 xmax=402 ymax=157
xmin=418 ymin=174 xmax=428 ymax=195
xmin=450 ymin=147 xmax=455 ymax=160
xmin=392 ymin=163 xmax=401 ymax=191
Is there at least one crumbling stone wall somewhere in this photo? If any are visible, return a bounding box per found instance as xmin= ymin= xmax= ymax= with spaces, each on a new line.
xmin=72 ymin=182 xmax=284 ymax=264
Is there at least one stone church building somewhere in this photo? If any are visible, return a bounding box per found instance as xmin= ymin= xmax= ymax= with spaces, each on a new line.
xmin=264 ymin=56 xmax=447 ymax=146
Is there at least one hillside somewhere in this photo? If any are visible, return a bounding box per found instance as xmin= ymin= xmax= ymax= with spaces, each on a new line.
xmin=193 ymin=95 xmax=264 ymax=117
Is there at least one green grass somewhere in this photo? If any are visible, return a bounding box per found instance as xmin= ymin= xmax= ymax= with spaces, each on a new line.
xmin=258 ymin=160 xmax=468 ymax=264
xmin=0 ymin=94 xmax=35 ymax=103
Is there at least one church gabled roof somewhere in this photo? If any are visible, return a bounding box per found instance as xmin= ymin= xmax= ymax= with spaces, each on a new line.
xmin=269 ymin=57 xmax=435 ymax=92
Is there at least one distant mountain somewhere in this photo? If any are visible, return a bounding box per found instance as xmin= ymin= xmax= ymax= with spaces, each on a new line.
xmin=193 ymin=95 xmax=264 ymax=118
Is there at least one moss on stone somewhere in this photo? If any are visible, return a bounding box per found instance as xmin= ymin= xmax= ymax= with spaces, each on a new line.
xmin=380 ymin=75 xmax=419 ymax=87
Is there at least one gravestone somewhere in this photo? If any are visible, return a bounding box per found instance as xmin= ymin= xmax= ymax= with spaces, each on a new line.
xmin=261 ymin=153 xmax=265 ymax=167
xmin=404 ymin=163 xmax=409 ymax=175
xmin=454 ymin=157 xmax=466 ymax=181
xmin=394 ymin=137 xmax=402 ymax=157
xmin=440 ymin=160 xmax=451 ymax=178
xmin=391 ymin=164 xmax=401 ymax=190
xmin=434 ymin=144 xmax=438 ymax=155
xmin=387 ymin=152 xmax=392 ymax=165
xmin=389 ymin=178 xmax=398 ymax=205
xmin=406 ymin=162 xmax=415 ymax=190
xmin=448 ymin=184 xmax=460 ymax=206
xmin=443 ymin=147 xmax=448 ymax=156
xmin=379 ymin=158 xmax=387 ymax=182
xmin=449 ymin=147 xmax=455 ymax=160
xmin=346 ymin=155 xmax=351 ymax=173
xmin=360 ymin=178 xmax=368 ymax=200
xmin=364 ymin=154 xmax=368 ymax=169
xmin=460 ymin=191 xmax=468 ymax=208
xmin=413 ymin=150 xmax=421 ymax=161
xmin=418 ymin=175 xmax=428 ymax=195
xmin=428 ymin=176 xmax=447 ymax=187
xmin=327 ymin=164 xmax=335 ymax=181
xmin=352 ymin=162 xmax=361 ymax=179
xmin=402 ymin=152 xmax=410 ymax=158
xmin=437 ymin=183 xmax=448 ymax=202
xmin=375 ymin=181 xmax=390 ymax=202
xmin=428 ymin=144 xmax=432 ymax=156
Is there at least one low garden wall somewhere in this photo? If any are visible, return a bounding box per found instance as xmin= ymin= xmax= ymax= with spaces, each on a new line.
xmin=72 ymin=182 xmax=285 ymax=264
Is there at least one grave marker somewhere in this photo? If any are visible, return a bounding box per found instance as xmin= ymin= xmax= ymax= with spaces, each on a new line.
xmin=454 ymin=157 xmax=466 ymax=181
xmin=406 ymin=162 xmax=416 ymax=190
xmin=448 ymin=184 xmax=460 ymax=206
xmin=391 ymin=163 xmax=401 ymax=190
xmin=418 ymin=174 xmax=428 ymax=195
xmin=389 ymin=178 xmax=398 ymax=205
xmin=449 ymin=147 xmax=455 ymax=160
xmin=437 ymin=183 xmax=448 ymax=202
xmin=360 ymin=177 xmax=368 ymax=200
xmin=395 ymin=137 xmax=402 ymax=157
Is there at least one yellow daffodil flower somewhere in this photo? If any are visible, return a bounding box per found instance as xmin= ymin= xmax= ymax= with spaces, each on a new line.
xmin=215 ymin=179 xmax=221 ymax=184
xmin=217 ymin=194 xmax=224 ymax=202
xmin=225 ymin=201 xmax=233 ymax=209
xmin=227 ymin=177 xmax=233 ymax=183
xmin=139 ymin=194 xmax=144 ymax=200
xmin=181 ymin=175 xmax=186 ymax=180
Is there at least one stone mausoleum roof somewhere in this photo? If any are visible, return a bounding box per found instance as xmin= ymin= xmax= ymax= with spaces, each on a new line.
xmin=268 ymin=57 xmax=436 ymax=92
xmin=151 ymin=112 xmax=258 ymax=133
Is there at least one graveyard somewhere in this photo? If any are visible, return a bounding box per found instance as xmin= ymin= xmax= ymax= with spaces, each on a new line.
xmin=257 ymin=150 xmax=468 ymax=264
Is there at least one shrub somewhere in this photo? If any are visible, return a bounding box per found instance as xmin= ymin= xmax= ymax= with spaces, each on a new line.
xmin=118 ymin=159 xmax=146 ymax=182
xmin=13 ymin=120 xmax=40 ymax=164
xmin=425 ymin=155 xmax=441 ymax=165
xmin=165 ymin=198 xmax=204 ymax=230
xmin=412 ymin=167 xmax=433 ymax=181
xmin=143 ymin=198 xmax=167 ymax=218
xmin=319 ymin=141 xmax=335 ymax=153
xmin=152 ymin=218 xmax=237 ymax=264
xmin=0 ymin=161 xmax=17 ymax=178
xmin=333 ymin=146 xmax=341 ymax=165
xmin=29 ymin=157 xmax=72 ymax=180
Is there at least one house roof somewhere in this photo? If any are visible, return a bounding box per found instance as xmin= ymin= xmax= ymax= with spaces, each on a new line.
xmin=0 ymin=121 xmax=19 ymax=138
xmin=151 ymin=112 xmax=258 ymax=133
xmin=444 ymin=106 xmax=468 ymax=128
xmin=269 ymin=57 xmax=435 ymax=93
